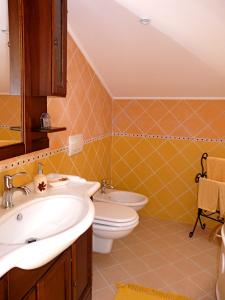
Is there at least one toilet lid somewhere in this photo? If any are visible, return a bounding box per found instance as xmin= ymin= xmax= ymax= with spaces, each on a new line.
xmin=94 ymin=202 xmax=138 ymax=223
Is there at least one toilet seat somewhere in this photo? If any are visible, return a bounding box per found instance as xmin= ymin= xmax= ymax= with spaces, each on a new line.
xmin=94 ymin=202 xmax=138 ymax=227
xmin=93 ymin=218 xmax=139 ymax=231
xmin=94 ymin=217 xmax=139 ymax=227
xmin=92 ymin=202 xmax=139 ymax=253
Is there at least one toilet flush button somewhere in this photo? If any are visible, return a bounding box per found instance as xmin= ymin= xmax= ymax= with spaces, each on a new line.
xmin=68 ymin=134 xmax=84 ymax=156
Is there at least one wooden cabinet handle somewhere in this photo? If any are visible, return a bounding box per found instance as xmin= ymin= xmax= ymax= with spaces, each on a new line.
xmin=54 ymin=38 xmax=58 ymax=46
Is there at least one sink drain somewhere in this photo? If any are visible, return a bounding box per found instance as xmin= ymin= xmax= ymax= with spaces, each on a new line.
xmin=25 ymin=237 xmax=38 ymax=244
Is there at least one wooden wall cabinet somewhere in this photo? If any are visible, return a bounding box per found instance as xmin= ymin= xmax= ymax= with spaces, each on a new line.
xmin=23 ymin=0 xmax=67 ymax=97
xmin=0 ymin=0 xmax=67 ymax=160
xmin=22 ymin=0 xmax=67 ymax=153
xmin=0 ymin=227 xmax=92 ymax=300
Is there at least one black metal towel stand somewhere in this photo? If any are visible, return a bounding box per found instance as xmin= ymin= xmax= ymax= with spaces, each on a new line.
xmin=189 ymin=152 xmax=224 ymax=238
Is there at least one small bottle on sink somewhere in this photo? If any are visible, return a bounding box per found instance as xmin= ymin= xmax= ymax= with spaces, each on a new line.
xmin=34 ymin=162 xmax=47 ymax=193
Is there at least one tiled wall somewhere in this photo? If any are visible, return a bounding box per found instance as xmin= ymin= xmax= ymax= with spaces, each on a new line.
xmin=0 ymin=34 xmax=112 ymax=193
xmin=0 ymin=95 xmax=21 ymax=141
xmin=0 ymin=34 xmax=224 ymax=227
xmin=112 ymin=99 xmax=225 ymax=223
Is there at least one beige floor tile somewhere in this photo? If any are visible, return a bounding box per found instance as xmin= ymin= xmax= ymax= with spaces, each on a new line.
xmin=165 ymin=233 xmax=189 ymax=247
xmin=92 ymin=287 xmax=115 ymax=300
xmin=176 ymin=242 xmax=200 ymax=257
xmin=141 ymin=252 xmax=170 ymax=269
xmin=144 ymin=237 xmax=170 ymax=252
xmin=128 ymin=241 xmax=154 ymax=257
xmin=120 ymin=232 xmax=143 ymax=245
xmin=111 ymin=248 xmax=136 ymax=263
xmin=158 ymin=247 xmax=185 ymax=262
xmin=93 ymin=270 xmax=108 ymax=291
xmin=168 ymin=278 xmax=206 ymax=299
xmin=191 ymin=237 xmax=216 ymax=249
xmin=154 ymin=264 xmax=185 ymax=285
xmin=200 ymin=288 xmax=217 ymax=299
xmin=93 ymin=253 xmax=118 ymax=270
xmin=120 ymin=257 xmax=149 ymax=277
xmin=134 ymin=270 xmax=168 ymax=290
xmin=173 ymin=257 xmax=202 ymax=276
xmin=198 ymin=295 xmax=215 ymax=300
xmin=190 ymin=271 xmax=217 ymax=291
xmin=111 ymin=239 xmax=126 ymax=252
xmin=100 ymin=265 xmax=131 ymax=285
xmin=190 ymin=252 xmax=217 ymax=269
xmin=92 ymin=216 xmax=220 ymax=300
xmin=141 ymin=230 xmax=161 ymax=242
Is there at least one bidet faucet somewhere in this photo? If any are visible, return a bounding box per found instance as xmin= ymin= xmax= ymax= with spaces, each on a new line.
xmin=100 ymin=179 xmax=114 ymax=194
xmin=2 ymin=172 xmax=31 ymax=209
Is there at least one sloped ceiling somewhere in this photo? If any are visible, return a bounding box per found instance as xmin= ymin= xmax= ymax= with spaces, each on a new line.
xmin=68 ymin=0 xmax=225 ymax=98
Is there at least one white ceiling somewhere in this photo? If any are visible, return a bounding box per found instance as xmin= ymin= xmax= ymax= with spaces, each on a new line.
xmin=68 ymin=0 xmax=225 ymax=98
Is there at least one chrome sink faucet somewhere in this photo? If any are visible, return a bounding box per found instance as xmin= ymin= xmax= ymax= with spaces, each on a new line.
xmin=100 ymin=179 xmax=114 ymax=194
xmin=2 ymin=172 xmax=31 ymax=209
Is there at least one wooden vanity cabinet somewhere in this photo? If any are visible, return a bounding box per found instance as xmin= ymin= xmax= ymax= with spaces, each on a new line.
xmin=0 ymin=277 xmax=7 ymax=300
xmin=37 ymin=248 xmax=71 ymax=300
xmin=72 ymin=228 xmax=92 ymax=300
xmin=0 ymin=227 xmax=92 ymax=300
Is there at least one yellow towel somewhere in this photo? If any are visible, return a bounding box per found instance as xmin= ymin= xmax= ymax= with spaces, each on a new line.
xmin=198 ymin=177 xmax=219 ymax=212
xmin=115 ymin=283 xmax=192 ymax=300
xmin=218 ymin=182 xmax=225 ymax=218
xmin=207 ymin=156 xmax=225 ymax=182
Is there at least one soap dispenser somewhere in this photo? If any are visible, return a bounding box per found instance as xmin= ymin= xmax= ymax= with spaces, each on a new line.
xmin=34 ymin=162 xmax=47 ymax=193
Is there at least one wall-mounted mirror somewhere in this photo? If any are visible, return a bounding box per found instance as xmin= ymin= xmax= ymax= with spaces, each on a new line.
xmin=0 ymin=0 xmax=22 ymax=148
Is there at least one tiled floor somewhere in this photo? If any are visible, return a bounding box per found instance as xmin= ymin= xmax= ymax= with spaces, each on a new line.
xmin=92 ymin=217 xmax=221 ymax=300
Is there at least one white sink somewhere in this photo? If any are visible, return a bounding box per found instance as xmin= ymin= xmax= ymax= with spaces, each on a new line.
xmin=93 ymin=189 xmax=148 ymax=211
xmin=0 ymin=195 xmax=88 ymax=245
xmin=0 ymin=174 xmax=100 ymax=277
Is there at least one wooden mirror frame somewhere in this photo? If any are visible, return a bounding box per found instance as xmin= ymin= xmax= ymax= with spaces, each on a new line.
xmin=0 ymin=0 xmax=26 ymax=161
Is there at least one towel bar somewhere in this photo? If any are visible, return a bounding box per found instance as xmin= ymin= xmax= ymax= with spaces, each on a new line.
xmin=189 ymin=152 xmax=224 ymax=238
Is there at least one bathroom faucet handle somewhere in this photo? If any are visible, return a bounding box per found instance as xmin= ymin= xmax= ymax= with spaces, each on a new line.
xmin=4 ymin=172 xmax=27 ymax=189
xmin=101 ymin=179 xmax=108 ymax=185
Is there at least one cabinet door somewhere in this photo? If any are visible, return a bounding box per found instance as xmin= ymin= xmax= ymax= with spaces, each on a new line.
xmin=52 ymin=0 xmax=67 ymax=96
xmin=37 ymin=249 xmax=71 ymax=300
xmin=23 ymin=0 xmax=67 ymax=97
xmin=72 ymin=227 xmax=92 ymax=300
xmin=0 ymin=275 xmax=8 ymax=300
xmin=23 ymin=289 xmax=37 ymax=300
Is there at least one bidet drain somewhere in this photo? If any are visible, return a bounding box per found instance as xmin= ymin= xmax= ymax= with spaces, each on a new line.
xmin=25 ymin=237 xmax=38 ymax=244
xmin=17 ymin=213 xmax=23 ymax=221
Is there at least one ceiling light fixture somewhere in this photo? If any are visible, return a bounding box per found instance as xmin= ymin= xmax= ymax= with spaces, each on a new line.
xmin=139 ymin=17 xmax=151 ymax=25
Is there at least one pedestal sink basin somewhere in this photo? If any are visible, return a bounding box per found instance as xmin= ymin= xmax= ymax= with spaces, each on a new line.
xmin=93 ymin=189 xmax=148 ymax=211
xmin=0 ymin=174 xmax=100 ymax=277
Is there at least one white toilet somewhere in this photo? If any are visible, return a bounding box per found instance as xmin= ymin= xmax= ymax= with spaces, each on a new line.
xmin=92 ymin=202 xmax=139 ymax=253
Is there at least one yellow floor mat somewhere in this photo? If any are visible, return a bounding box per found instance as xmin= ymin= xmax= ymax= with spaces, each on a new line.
xmin=115 ymin=283 xmax=192 ymax=300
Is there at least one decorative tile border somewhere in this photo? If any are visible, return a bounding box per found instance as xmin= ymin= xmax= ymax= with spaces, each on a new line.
xmin=113 ymin=132 xmax=225 ymax=143
xmin=84 ymin=132 xmax=111 ymax=145
xmin=0 ymin=133 xmax=111 ymax=171
xmin=0 ymin=146 xmax=68 ymax=171
xmin=1 ymin=131 xmax=223 ymax=171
